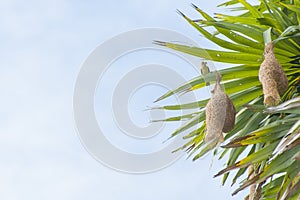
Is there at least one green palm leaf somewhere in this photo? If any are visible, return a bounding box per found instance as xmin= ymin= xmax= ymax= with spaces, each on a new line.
xmin=153 ymin=0 xmax=300 ymax=199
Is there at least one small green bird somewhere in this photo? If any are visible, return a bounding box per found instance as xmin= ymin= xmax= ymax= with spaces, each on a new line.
xmin=201 ymin=62 xmax=210 ymax=86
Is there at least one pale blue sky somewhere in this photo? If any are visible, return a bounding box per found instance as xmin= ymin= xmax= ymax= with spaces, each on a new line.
xmin=0 ymin=0 xmax=247 ymax=199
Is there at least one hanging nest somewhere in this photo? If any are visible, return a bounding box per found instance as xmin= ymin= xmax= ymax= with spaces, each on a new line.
xmin=205 ymin=73 xmax=236 ymax=145
xmin=259 ymin=42 xmax=288 ymax=106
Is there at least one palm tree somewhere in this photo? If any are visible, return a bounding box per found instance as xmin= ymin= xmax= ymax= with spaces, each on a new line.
xmin=154 ymin=0 xmax=300 ymax=199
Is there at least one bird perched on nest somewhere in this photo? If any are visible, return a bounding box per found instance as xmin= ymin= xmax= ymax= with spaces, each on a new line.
xmin=205 ymin=72 xmax=236 ymax=147
xmin=200 ymin=61 xmax=210 ymax=86
xmin=259 ymin=42 xmax=288 ymax=106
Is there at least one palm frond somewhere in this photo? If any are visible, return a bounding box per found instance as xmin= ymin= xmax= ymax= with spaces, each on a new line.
xmin=154 ymin=0 xmax=300 ymax=198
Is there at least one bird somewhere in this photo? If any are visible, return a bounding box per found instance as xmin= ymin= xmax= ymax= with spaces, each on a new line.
xmin=200 ymin=61 xmax=210 ymax=86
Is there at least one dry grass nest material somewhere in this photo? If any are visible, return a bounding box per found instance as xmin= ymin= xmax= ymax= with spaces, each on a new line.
xmin=259 ymin=42 xmax=288 ymax=106
xmin=205 ymin=73 xmax=236 ymax=146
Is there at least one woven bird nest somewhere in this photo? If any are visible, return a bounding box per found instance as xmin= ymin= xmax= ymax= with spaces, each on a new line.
xmin=205 ymin=73 xmax=236 ymax=145
xmin=259 ymin=42 xmax=288 ymax=106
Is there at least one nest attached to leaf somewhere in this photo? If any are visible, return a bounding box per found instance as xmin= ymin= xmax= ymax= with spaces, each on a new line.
xmin=205 ymin=73 xmax=236 ymax=145
xmin=259 ymin=42 xmax=288 ymax=106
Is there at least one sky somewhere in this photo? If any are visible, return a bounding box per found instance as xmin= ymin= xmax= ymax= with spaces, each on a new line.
xmin=1 ymin=0 xmax=247 ymax=199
